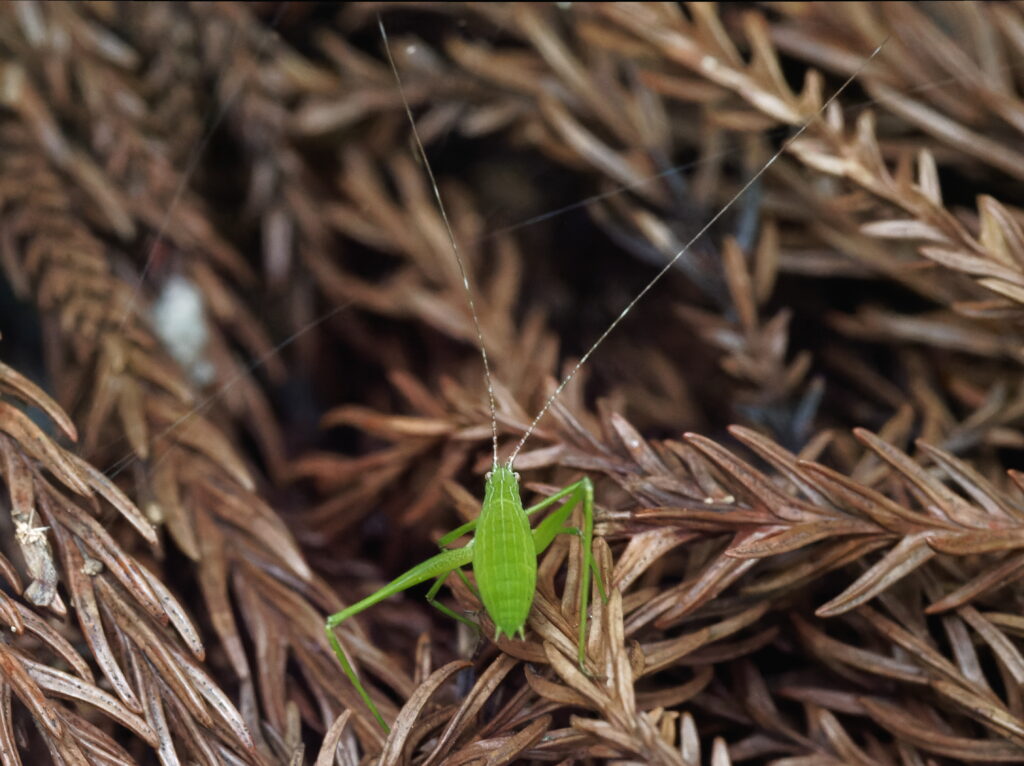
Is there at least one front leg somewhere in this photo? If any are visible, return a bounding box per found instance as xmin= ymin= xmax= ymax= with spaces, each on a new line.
xmin=325 ymin=545 xmax=473 ymax=732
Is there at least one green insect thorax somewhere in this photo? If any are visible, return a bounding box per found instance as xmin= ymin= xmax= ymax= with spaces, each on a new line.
xmin=473 ymin=466 xmax=537 ymax=640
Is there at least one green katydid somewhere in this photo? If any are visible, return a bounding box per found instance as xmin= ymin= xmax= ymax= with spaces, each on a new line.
xmin=325 ymin=18 xmax=886 ymax=733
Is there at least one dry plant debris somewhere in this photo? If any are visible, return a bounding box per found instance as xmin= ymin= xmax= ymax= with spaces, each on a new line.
xmin=0 ymin=1 xmax=1023 ymax=764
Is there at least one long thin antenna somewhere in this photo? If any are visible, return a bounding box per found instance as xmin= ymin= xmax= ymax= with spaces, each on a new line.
xmin=378 ymin=17 xmax=500 ymax=469
xmin=507 ymin=38 xmax=889 ymax=468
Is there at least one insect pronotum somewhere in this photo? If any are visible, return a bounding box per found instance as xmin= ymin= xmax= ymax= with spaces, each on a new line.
xmin=324 ymin=18 xmax=886 ymax=733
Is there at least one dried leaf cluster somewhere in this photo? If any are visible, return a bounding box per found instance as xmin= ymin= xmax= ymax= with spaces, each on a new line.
xmin=2 ymin=2 xmax=1024 ymax=764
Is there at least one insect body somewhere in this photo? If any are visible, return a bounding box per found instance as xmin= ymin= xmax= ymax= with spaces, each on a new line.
xmin=474 ymin=466 xmax=535 ymax=640
xmin=325 ymin=464 xmax=602 ymax=732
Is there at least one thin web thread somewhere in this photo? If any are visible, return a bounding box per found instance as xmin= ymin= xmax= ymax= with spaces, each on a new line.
xmin=441 ymin=56 xmax=1024 ymax=250
xmin=506 ymin=37 xmax=889 ymax=468
xmin=104 ymin=301 xmax=354 ymax=479
xmin=116 ymin=4 xmax=286 ymax=334
xmin=378 ymin=16 xmax=500 ymax=468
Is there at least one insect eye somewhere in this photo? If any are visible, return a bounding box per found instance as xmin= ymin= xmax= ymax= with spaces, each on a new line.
xmin=485 ymin=471 xmax=492 ymax=481
xmin=513 ymin=472 xmax=521 ymax=481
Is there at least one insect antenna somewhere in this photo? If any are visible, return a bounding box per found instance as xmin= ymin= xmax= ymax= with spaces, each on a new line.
xmin=378 ymin=16 xmax=500 ymax=470
xmin=505 ymin=36 xmax=889 ymax=469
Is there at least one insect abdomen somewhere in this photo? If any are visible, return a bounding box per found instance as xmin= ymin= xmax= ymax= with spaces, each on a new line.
xmin=473 ymin=466 xmax=536 ymax=639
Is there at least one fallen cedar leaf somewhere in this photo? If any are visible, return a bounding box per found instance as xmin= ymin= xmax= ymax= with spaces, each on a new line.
xmin=795 ymin=459 xmax=947 ymax=532
xmin=322 ymin=404 xmax=455 ymax=438
xmin=806 ymin=705 xmax=876 ymax=766
xmin=314 ymin=710 xmax=354 ymax=766
xmin=613 ymin=528 xmax=696 ymax=591
xmin=544 ymin=639 xmax=609 ymax=716
xmin=735 ymin=659 xmax=812 ymax=749
xmin=115 ymin=374 xmax=149 ymax=459
xmin=641 ymin=602 xmax=770 ymax=676
xmin=57 ymin=706 xmax=138 ymax=766
xmin=727 ymin=425 xmax=835 ymax=509
xmin=0 ymin=552 xmax=22 ymax=596
xmin=94 ymin=577 xmax=212 ymax=728
xmin=568 ymin=716 xmax=641 ymax=761
xmin=978 ymin=276 xmax=1024 ymax=307
xmin=859 ymin=218 xmax=950 ymax=242
xmin=0 ymin=592 xmax=20 ymax=635
xmin=654 ymin=547 xmax=759 ymax=627
xmin=194 ymin=510 xmax=249 ymax=681
xmin=0 ymin=402 xmax=90 ymax=496
xmin=522 ymin=594 xmax=590 ymax=673
xmin=958 ymin=606 xmax=1024 ymax=687
xmin=793 ymin=615 xmax=927 ymax=685
xmin=721 ymin=235 xmax=758 ymax=335
xmin=14 ymin=603 xmax=89 ymax=681
xmin=929 ymin=678 xmax=1024 ymax=748
xmin=741 ymin=537 xmax=889 ymax=596
xmin=287 ymin=443 xmax=426 ymax=488
xmin=926 ymin=552 xmax=1024 ymax=613
xmin=17 ymin=652 xmax=157 ymax=747
xmin=983 ymin=612 xmax=1024 ymax=637
xmin=632 ymin=506 xmax=774 ymax=532
xmin=379 ymin=660 xmax=472 ymax=766
xmin=147 ymin=395 xmax=253 ymax=491
xmin=131 ymin=653 xmax=178 ymax=766
xmin=174 ymin=645 xmax=256 ymax=750
xmin=815 ymin=532 xmax=936 ymax=617
xmin=915 ymin=440 xmax=1023 ymax=521
xmin=0 ymin=683 xmax=17 ymax=766
xmin=610 ymin=411 xmax=670 ymax=476
xmin=45 ymin=495 xmax=164 ymax=620
xmin=0 ymin=360 xmax=77 ymax=441
xmin=726 ymin=517 xmax=881 ymax=558
xmin=64 ymin=451 xmax=157 ymax=544
xmin=854 ymin=428 xmax=986 ymax=527
xmin=524 ymin=665 xmax=593 ymax=709
xmin=918 ymin=245 xmax=1024 ymax=286
xmin=196 ymin=479 xmax=311 ymax=580
xmin=0 ymin=644 xmax=62 ymax=740
xmin=635 ymin=665 xmax=713 ymax=710
xmin=57 ymin=538 xmax=140 ymax=713
xmin=127 ymin=345 xmax=195 ymax=404
xmin=422 ymin=653 xmax=518 ymax=766
xmin=684 ymin=432 xmax=814 ymax=520
xmin=857 ymin=606 xmax=995 ymax=701
xmin=135 ymin=563 xmax=204 ymax=661
xmin=928 ymin=528 xmax=1024 ymax=555
xmin=150 ymin=452 xmax=200 ymax=560
xmin=481 ymin=714 xmax=551 ymax=766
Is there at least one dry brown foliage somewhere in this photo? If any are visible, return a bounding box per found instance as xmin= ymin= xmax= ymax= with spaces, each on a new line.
xmin=2 ymin=2 xmax=1024 ymax=764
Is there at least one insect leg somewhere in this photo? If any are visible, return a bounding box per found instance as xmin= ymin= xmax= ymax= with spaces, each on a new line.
xmin=437 ymin=518 xmax=478 ymax=549
xmin=528 ymin=478 xmax=603 ymax=670
xmin=434 ymin=527 xmax=479 ymax=599
xmin=425 ymin=569 xmax=479 ymax=629
xmin=325 ymin=546 xmax=473 ymax=732
xmin=555 ymin=526 xmax=607 ymax=603
xmin=427 ymin=568 xmax=484 ymax=702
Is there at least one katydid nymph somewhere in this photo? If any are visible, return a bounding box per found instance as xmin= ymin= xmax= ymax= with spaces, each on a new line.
xmin=325 ymin=18 xmax=886 ymax=733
